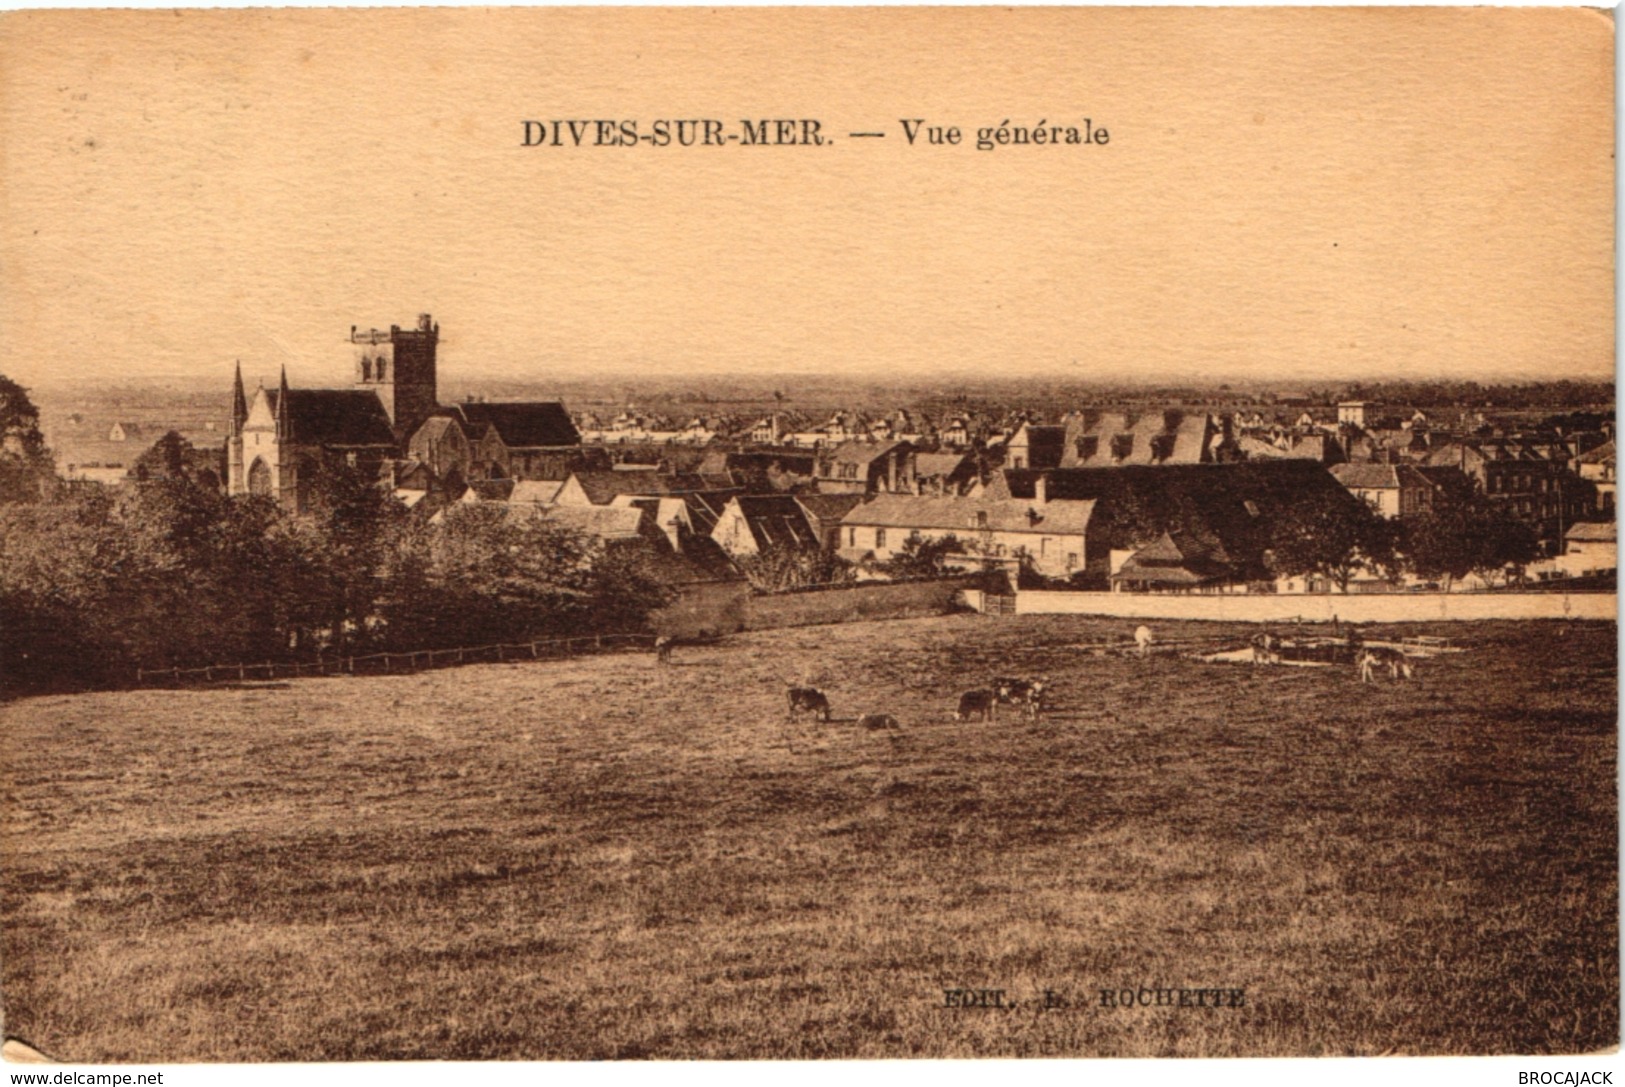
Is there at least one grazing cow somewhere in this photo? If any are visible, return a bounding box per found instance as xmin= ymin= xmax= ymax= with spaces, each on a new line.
xmin=787 ymin=685 xmax=833 ymax=721
xmin=994 ymin=675 xmax=1050 ymax=718
xmin=1249 ymin=632 xmax=1281 ymax=666
xmin=1134 ymin=625 xmax=1155 ymax=657
xmin=653 ymin=635 xmax=676 ymax=665
xmin=1357 ymin=646 xmax=1415 ymax=684
xmin=857 ymin=713 xmax=900 ymax=732
xmin=955 ymin=689 xmax=997 ymax=722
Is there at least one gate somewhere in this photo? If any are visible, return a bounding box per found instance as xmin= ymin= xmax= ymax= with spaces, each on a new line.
xmin=983 ymin=593 xmax=1017 ymax=616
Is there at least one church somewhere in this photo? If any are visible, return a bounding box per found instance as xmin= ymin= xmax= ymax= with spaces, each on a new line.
xmin=226 ymin=314 xmax=582 ymax=511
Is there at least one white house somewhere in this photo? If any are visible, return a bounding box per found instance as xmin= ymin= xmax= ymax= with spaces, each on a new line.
xmin=838 ymin=490 xmax=1093 ymax=579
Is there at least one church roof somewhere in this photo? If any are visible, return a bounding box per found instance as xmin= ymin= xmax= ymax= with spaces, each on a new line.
xmin=271 ymin=389 xmax=396 ymax=447
xmin=449 ymin=402 xmax=580 ymax=448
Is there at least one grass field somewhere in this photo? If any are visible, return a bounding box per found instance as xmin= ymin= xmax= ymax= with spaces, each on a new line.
xmin=1 ymin=615 xmax=1616 ymax=1060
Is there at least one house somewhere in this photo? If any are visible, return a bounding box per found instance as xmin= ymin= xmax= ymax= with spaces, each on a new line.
xmin=991 ymin=460 xmax=1365 ymax=590
xmin=1337 ymin=401 xmax=1371 ymax=427
xmin=1051 ymin=411 xmax=1218 ymax=468
xmin=837 ymin=489 xmax=1094 ymax=579
xmin=1111 ymin=530 xmax=1238 ymax=592
xmin=817 ymin=440 xmax=915 ymax=495
xmin=1005 ymin=423 xmax=1066 ymax=471
xmin=1576 ymin=439 xmax=1615 ymax=515
xmin=1421 ymin=439 xmax=1590 ymax=547
xmin=1329 ymin=462 xmax=1437 ymax=518
xmin=792 ymin=493 xmax=867 ymax=551
xmin=108 ymin=422 xmax=143 ymax=442
xmin=940 ymin=416 xmax=974 ymax=448
xmin=912 ymin=451 xmax=977 ymax=496
xmin=445 ymin=400 xmax=582 ymax=480
xmin=711 ymin=495 xmax=823 ymax=558
xmin=1239 ymin=431 xmax=1342 ymax=465
xmin=1559 ymin=520 xmax=1616 ymax=575
xmin=552 ymin=469 xmax=741 ymax=509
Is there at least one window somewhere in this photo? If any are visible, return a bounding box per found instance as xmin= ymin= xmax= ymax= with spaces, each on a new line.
xmin=848 ymin=527 xmax=857 ymax=547
xmin=876 ymin=528 xmax=887 ymax=549
xmin=345 ymin=452 xmax=358 ymax=468
xmin=976 ymin=511 xmax=989 ymax=529
xmin=1067 ymin=553 xmax=1079 ymax=569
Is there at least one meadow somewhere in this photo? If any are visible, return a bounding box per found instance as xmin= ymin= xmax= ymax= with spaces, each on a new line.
xmin=1 ymin=615 xmax=1616 ymax=1060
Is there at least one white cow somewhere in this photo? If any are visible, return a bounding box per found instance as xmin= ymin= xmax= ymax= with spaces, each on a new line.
xmin=1134 ymin=625 xmax=1154 ymax=658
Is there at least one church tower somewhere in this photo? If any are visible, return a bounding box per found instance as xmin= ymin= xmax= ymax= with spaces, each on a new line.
xmin=351 ymin=313 xmax=440 ymax=442
xmin=227 ymin=360 xmax=248 ymax=492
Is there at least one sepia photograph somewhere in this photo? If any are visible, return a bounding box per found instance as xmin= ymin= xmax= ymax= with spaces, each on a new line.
xmin=0 ymin=4 xmax=1616 ymax=1069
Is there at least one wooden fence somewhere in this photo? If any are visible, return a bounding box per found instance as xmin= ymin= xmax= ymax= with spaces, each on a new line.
xmin=134 ymin=632 xmax=658 ymax=687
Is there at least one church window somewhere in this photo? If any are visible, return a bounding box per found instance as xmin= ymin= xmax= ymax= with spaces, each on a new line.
xmin=376 ymin=358 xmax=387 ymax=381
xmin=362 ymin=357 xmax=373 ymax=381
xmin=247 ymin=458 xmax=272 ymax=496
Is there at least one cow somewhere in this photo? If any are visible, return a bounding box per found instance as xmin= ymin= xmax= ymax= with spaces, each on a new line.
xmin=1134 ymin=625 xmax=1155 ymax=658
xmin=1357 ymin=646 xmax=1415 ymax=684
xmin=955 ymin=689 xmax=997 ymax=722
xmin=1249 ymin=631 xmax=1281 ymax=666
xmin=787 ymin=685 xmax=833 ymax=721
xmin=994 ymin=675 xmax=1050 ymax=718
xmin=857 ymin=713 xmax=900 ymax=732
xmin=653 ymin=635 xmax=676 ymax=665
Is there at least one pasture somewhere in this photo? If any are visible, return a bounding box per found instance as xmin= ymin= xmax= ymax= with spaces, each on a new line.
xmin=1 ymin=615 xmax=1616 ymax=1060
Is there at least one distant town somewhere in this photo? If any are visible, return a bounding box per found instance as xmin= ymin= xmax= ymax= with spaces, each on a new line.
xmin=19 ymin=312 xmax=1617 ymax=612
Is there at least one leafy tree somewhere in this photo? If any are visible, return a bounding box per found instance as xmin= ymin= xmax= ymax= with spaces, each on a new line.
xmin=1266 ymin=489 xmax=1393 ymax=592
xmin=0 ymin=375 xmax=55 ymax=504
xmin=876 ymin=533 xmax=963 ymax=580
xmin=1401 ymin=481 xmax=1542 ymax=590
xmin=735 ymin=547 xmax=855 ymax=592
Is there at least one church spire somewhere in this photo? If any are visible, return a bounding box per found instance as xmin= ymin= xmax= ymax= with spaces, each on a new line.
xmin=230 ymin=360 xmax=248 ymax=437
xmin=276 ymin=365 xmax=291 ymax=442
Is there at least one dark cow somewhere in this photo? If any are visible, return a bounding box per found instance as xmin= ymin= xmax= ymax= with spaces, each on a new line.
xmin=653 ymin=635 xmax=676 ymax=665
xmin=856 ymin=713 xmax=900 ymax=732
xmin=993 ymin=675 xmax=1050 ymax=718
xmin=955 ymin=689 xmax=997 ymax=722
xmin=787 ymin=685 xmax=833 ymax=721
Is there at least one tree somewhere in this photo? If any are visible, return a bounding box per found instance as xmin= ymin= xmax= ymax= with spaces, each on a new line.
xmin=876 ymin=533 xmax=963 ymax=580
xmin=1401 ymin=482 xmax=1541 ymax=590
xmin=0 ymin=374 xmax=55 ymax=504
xmin=1267 ymin=490 xmax=1393 ymax=592
xmin=734 ymin=547 xmax=855 ymax=592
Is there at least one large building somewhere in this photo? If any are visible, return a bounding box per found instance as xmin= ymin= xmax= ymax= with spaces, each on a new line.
xmin=227 ymin=314 xmax=580 ymax=510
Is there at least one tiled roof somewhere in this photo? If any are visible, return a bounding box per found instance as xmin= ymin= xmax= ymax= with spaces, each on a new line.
xmin=1330 ymin=463 xmax=1433 ymax=490
xmin=1578 ymin=440 xmax=1615 ymax=466
xmin=729 ymin=495 xmax=822 ymax=550
xmin=840 ymin=494 xmax=1093 ymax=536
xmin=568 ymin=470 xmax=742 ymax=506
xmin=1565 ymin=520 xmax=1616 ymax=542
xmin=450 ymin=402 xmax=580 ymax=448
xmin=273 ymin=389 xmax=397 ymax=447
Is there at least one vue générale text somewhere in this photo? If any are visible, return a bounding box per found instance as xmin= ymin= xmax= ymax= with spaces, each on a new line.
xmin=521 ymin=118 xmax=1110 ymax=150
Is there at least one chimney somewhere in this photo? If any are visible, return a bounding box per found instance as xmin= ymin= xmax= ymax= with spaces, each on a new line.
xmin=1034 ymin=474 xmax=1048 ymax=506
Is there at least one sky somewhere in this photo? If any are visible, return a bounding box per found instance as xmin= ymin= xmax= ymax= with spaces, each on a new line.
xmin=0 ymin=6 xmax=1615 ymax=392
